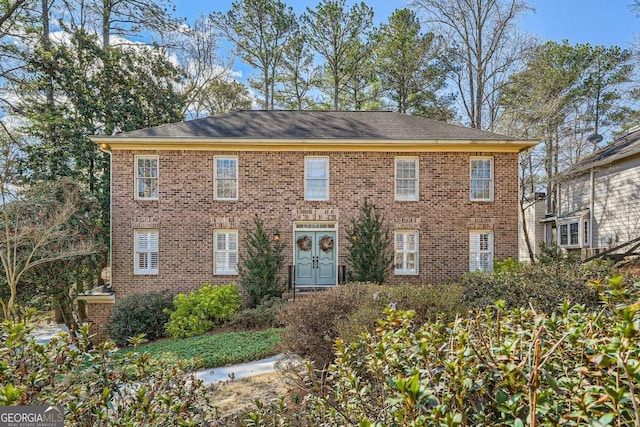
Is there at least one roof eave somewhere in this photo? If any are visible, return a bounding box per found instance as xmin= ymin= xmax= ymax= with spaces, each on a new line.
xmin=91 ymin=136 xmax=538 ymax=153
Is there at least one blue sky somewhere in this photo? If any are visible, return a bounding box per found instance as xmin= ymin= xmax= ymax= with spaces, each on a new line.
xmin=173 ymin=0 xmax=638 ymax=48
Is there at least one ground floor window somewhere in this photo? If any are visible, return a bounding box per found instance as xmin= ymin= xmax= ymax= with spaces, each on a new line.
xmin=214 ymin=230 xmax=238 ymax=275
xmin=558 ymin=220 xmax=584 ymax=247
xmin=134 ymin=229 xmax=158 ymax=275
xmin=470 ymin=230 xmax=493 ymax=272
xmin=394 ymin=230 xmax=419 ymax=275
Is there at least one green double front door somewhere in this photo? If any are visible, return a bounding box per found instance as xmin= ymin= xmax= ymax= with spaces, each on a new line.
xmin=295 ymin=230 xmax=337 ymax=286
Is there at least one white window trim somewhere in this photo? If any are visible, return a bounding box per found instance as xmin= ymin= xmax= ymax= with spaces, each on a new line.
xmin=394 ymin=230 xmax=419 ymax=275
xmin=214 ymin=156 xmax=239 ymax=201
xmin=214 ymin=229 xmax=239 ymax=275
xmin=470 ymin=156 xmax=494 ymax=202
xmin=134 ymin=229 xmax=158 ymax=275
xmin=557 ymin=215 xmax=589 ymax=248
xmin=304 ymin=156 xmax=329 ymax=201
xmin=470 ymin=230 xmax=493 ymax=272
xmin=134 ymin=155 xmax=159 ymax=201
xmin=395 ymin=157 xmax=419 ymax=201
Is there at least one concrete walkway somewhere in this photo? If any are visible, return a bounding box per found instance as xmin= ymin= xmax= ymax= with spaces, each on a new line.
xmin=29 ymin=323 xmax=69 ymax=345
xmin=194 ymin=354 xmax=282 ymax=384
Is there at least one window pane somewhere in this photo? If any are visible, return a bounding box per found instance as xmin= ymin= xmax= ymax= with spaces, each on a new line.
xmin=214 ymin=231 xmax=238 ymax=274
xmin=569 ymin=222 xmax=579 ymax=245
xmin=559 ymin=224 xmax=568 ymax=245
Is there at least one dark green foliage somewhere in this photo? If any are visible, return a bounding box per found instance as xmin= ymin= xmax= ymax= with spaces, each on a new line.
xmin=461 ymin=257 xmax=617 ymax=313
xmin=107 ymin=291 xmax=174 ymax=347
xmin=226 ymin=296 xmax=285 ymax=329
xmin=374 ymin=8 xmax=452 ymax=119
xmin=0 ymin=315 xmax=214 ymax=424
xmin=22 ymin=28 xmax=185 ymax=240
xmin=242 ymin=276 xmax=640 ymax=426
xmin=278 ymin=282 xmax=464 ymax=367
xmin=165 ymin=283 xmax=243 ymax=339
xmin=239 ymin=216 xmax=286 ymax=308
xmin=345 ymin=200 xmax=393 ymax=284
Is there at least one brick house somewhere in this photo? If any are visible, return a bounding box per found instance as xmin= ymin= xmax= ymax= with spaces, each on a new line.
xmin=84 ymin=110 xmax=535 ymax=339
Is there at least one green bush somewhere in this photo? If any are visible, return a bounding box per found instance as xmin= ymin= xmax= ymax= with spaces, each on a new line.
xmin=241 ymin=276 xmax=640 ymax=426
xmin=335 ymin=282 xmax=463 ymax=346
xmin=239 ymin=216 xmax=286 ymax=308
xmin=165 ymin=283 xmax=242 ymax=339
xmin=278 ymin=282 xmax=464 ymax=367
xmin=0 ymin=316 xmax=215 ymax=425
xmin=226 ymin=296 xmax=285 ymax=330
xmin=107 ymin=290 xmax=173 ymax=347
xmin=461 ymin=258 xmax=617 ymax=313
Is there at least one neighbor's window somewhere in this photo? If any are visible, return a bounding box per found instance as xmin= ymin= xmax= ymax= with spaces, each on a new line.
xmin=305 ymin=157 xmax=329 ymax=200
xmin=214 ymin=230 xmax=238 ymax=275
xmin=394 ymin=230 xmax=419 ymax=275
xmin=214 ymin=157 xmax=238 ymax=200
xmin=559 ymin=222 xmax=580 ymax=247
xmin=470 ymin=157 xmax=493 ymax=201
xmin=134 ymin=229 xmax=158 ymax=275
xmin=395 ymin=157 xmax=419 ymax=201
xmin=135 ymin=155 xmax=158 ymax=200
xmin=470 ymin=230 xmax=493 ymax=272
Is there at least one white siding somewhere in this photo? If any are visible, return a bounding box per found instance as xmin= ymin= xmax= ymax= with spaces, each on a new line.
xmin=592 ymin=156 xmax=640 ymax=246
xmin=559 ymin=174 xmax=590 ymax=215
xmin=518 ymin=197 xmax=546 ymax=262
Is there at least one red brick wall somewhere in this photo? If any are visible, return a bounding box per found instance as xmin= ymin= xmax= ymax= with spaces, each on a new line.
xmin=85 ymin=302 xmax=113 ymax=343
xmin=110 ymin=150 xmax=519 ymax=299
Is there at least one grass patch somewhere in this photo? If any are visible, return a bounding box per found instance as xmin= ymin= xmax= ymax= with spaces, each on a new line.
xmin=121 ymin=328 xmax=283 ymax=369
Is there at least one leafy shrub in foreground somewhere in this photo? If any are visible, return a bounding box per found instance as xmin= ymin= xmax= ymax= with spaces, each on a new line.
xmin=461 ymin=258 xmax=616 ymax=313
xmin=0 ymin=316 xmax=215 ymax=425
xmin=242 ymin=276 xmax=640 ymax=426
xmin=107 ymin=290 xmax=173 ymax=347
xmin=278 ymin=282 xmax=465 ymax=367
xmin=165 ymin=283 xmax=242 ymax=339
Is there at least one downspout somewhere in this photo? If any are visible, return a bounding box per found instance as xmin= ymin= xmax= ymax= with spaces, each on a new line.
xmin=589 ymin=169 xmax=595 ymax=249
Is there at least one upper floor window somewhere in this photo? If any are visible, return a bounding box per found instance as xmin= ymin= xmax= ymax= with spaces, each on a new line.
xmin=134 ymin=229 xmax=158 ymax=275
xmin=135 ymin=155 xmax=158 ymax=200
xmin=470 ymin=157 xmax=493 ymax=201
xmin=470 ymin=230 xmax=493 ymax=272
xmin=214 ymin=157 xmax=238 ymax=200
xmin=394 ymin=230 xmax=419 ymax=275
xmin=395 ymin=157 xmax=419 ymax=201
xmin=305 ymin=157 xmax=329 ymax=200
xmin=214 ymin=230 xmax=238 ymax=275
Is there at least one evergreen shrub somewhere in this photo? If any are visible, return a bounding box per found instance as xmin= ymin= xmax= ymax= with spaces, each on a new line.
xmin=165 ymin=283 xmax=242 ymax=339
xmin=107 ymin=290 xmax=173 ymax=347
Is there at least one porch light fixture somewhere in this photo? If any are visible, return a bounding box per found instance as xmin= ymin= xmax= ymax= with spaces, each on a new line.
xmin=273 ymin=231 xmax=280 ymax=241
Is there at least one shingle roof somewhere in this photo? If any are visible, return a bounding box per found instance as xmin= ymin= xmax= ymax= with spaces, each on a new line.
xmin=562 ymin=128 xmax=640 ymax=177
xmin=106 ymin=110 xmax=521 ymax=141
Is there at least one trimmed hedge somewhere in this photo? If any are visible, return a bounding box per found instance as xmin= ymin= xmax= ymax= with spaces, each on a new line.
xmin=461 ymin=258 xmax=616 ymax=313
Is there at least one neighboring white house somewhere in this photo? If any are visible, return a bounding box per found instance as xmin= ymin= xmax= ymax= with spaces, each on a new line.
xmin=545 ymin=126 xmax=640 ymax=258
xmin=518 ymin=192 xmax=546 ymax=262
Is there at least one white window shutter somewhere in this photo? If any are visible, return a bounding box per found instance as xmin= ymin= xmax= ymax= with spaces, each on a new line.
xmin=470 ymin=232 xmax=480 ymax=272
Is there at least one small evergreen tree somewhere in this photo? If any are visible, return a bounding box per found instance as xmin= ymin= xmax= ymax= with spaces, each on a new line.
xmin=345 ymin=200 xmax=393 ymax=284
xmin=239 ymin=216 xmax=285 ymax=308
